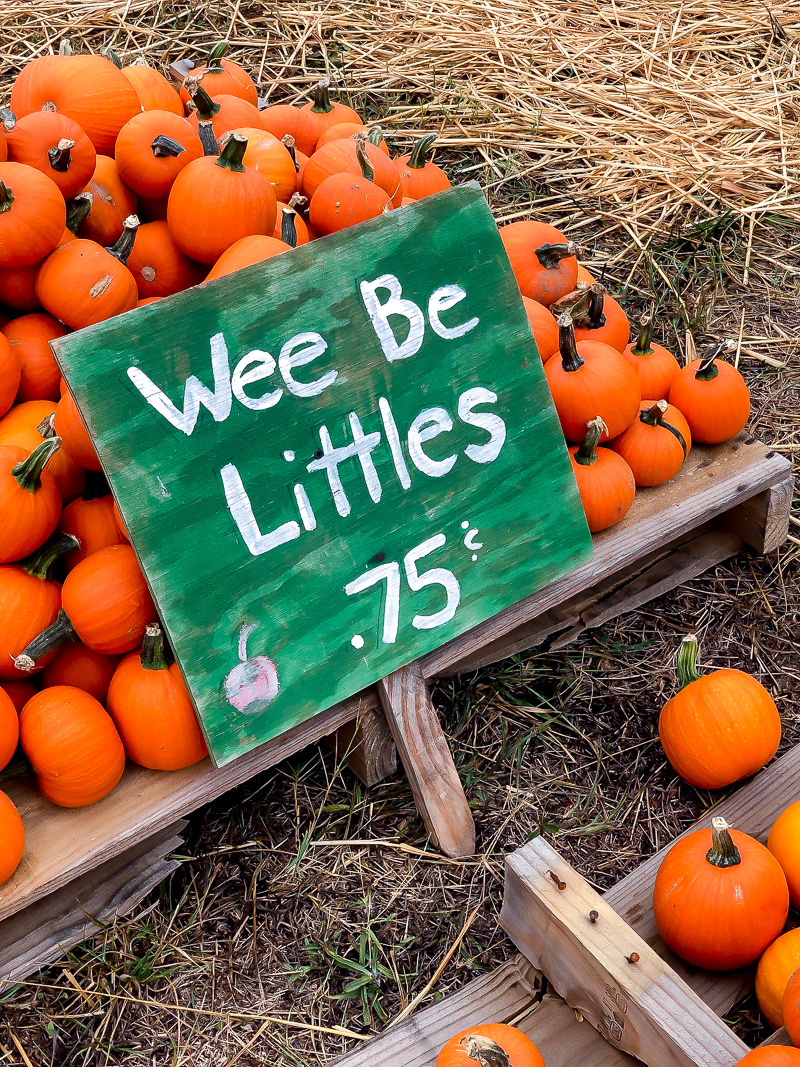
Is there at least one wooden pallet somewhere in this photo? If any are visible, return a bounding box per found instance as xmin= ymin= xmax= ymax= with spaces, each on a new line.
xmin=332 ymin=744 xmax=800 ymax=1065
xmin=0 ymin=435 xmax=792 ymax=988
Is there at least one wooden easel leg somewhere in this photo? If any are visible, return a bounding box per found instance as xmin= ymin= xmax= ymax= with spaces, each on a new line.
xmin=377 ymin=661 xmax=476 ymax=858
xmin=327 ymin=707 xmax=398 ymax=786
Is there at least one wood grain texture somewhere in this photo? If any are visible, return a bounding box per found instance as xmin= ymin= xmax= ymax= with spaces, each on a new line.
xmin=53 ymin=184 xmax=591 ymax=765
xmin=0 ymin=823 xmax=184 ymax=986
xmin=501 ymin=838 xmax=749 ymax=1067
xmin=377 ymin=662 xmax=475 ymax=857
xmin=758 ymin=1028 xmax=793 ymax=1047
xmin=327 ymin=707 xmax=398 ymax=786
xmin=724 ymin=470 xmax=793 ymax=553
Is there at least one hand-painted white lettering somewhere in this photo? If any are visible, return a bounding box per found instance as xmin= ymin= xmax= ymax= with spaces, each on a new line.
xmin=279 ymin=332 xmax=337 ymax=398
xmin=360 ymin=274 xmax=425 ymax=362
xmin=293 ymin=483 xmax=317 ymax=531
xmin=345 ymin=561 xmax=402 ymax=643
xmin=307 ymin=421 xmax=383 ymax=518
xmin=378 ymin=396 xmax=412 ymax=490
xmin=407 ymin=407 xmax=457 ymax=477
xmin=221 ymin=463 xmax=300 ymax=555
xmin=127 ymin=332 xmax=232 ymax=436
xmin=404 ymin=534 xmax=461 ymax=629
xmin=428 ymin=284 xmax=479 ymax=340
xmin=458 ymin=387 xmax=507 ymax=463
xmin=349 ymin=412 xmax=382 ymax=503
xmin=231 ymin=350 xmax=282 ymax=411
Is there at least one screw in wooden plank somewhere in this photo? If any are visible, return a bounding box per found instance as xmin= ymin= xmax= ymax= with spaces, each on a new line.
xmin=548 ymin=870 xmax=567 ymax=890
xmin=625 ymin=952 xmax=640 ymax=964
xmin=588 ymin=910 xmax=599 ymax=924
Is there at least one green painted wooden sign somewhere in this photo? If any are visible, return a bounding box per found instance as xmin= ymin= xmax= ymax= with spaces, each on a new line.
xmin=53 ymin=186 xmax=592 ymax=765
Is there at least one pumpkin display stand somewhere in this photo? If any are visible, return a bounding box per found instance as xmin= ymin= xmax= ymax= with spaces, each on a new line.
xmin=329 ymin=742 xmax=800 ymax=1067
xmin=0 ymin=431 xmax=791 ymax=989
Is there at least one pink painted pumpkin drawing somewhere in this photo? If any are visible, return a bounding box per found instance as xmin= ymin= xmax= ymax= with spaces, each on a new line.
xmin=224 ymin=623 xmax=279 ymax=715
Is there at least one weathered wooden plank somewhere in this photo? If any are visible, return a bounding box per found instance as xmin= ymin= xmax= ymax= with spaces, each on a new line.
xmin=758 ymin=1028 xmax=793 ymax=1047
xmin=0 ymin=823 xmax=184 ymax=985
xmin=327 ymin=708 xmax=398 ymax=786
xmin=724 ymin=470 xmax=793 ymax=553
xmin=377 ymin=662 xmax=475 ymax=857
xmin=501 ymin=838 xmax=749 ymax=1067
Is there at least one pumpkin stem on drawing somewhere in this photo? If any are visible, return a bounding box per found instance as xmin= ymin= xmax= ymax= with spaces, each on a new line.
xmin=407 ymin=132 xmax=437 ymax=169
xmin=11 ymin=437 xmax=62 ymax=493
xmin=66 ymin=192 xmax=93 ymax=235
xmin=280 ymin=208 xmax=298 ymax=248
xmin=14 ymin=608 xmax=78 ymax=672
xmin=631 ymin=314 xmax=655 ymax=356
xmin=556 ymin=313 xmax=585 ymax=372
xmin=675 ymin=633 xmax=702 ymax=689
xmin=237 ymin=622 xmax=257 ymax=662
xmin=535 ymin=241 xmax=577 ymax=270
xmin=0 ymin=179 xmax=15 ymax=214
xmin=574 ymin=417 xmax=608 ymax=466
xmin=107 ymin=215 xmax=140 ymax=266
xmin=21 ymin=532 xmax=80 ymax=581
xmin=185 ymin=76 xmax=221 ymax=121
xmin=141 ymin=623 xmax=173 ymax=671
xmin=706 ymin=817 xmax=742 ymax=869
xmin=216 ymin=132 xmax=247 ymax=173
xmin=310 ymin=76 xmax=335 ymax=115
xmin=461 ymin=1034 xmax=512 ymax=1067
xmin=48 ymin=138 xmax=75 ymax=173
xmin=151 ymin=134 xmax=186 ymax=159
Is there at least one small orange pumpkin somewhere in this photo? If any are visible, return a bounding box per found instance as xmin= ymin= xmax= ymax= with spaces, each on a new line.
xmin=768 ymin=800 xmax=800 ymax=910
xmin=395 ymin=133 xmax=450 ymax=200
xmin=522 ymin=296 xmax=559 ymax=362
xmin=736 ymin=1052 xmax=800 ymax=1066
xmin=623 ymin=315 xmax=680 ymax=401
xmin=20 ymin=685 xmax=125 ymax=807
xmin=569 ymin=417 xmax=635 ymax=533
xmin=0 ymin=262 xmax=40 ymax=312
xmin=127 ymin=220 xmax=206 ymax=298
xmin=39 ymin=642 xmax=120 ymax=703
xmin=756 ymin=928 xmax=800 ymax=1028
xmin=317 ymin=123 xmax=389 ymax=153
xmin=669 ymin=346 xmax=750 ymax=444
xmin=179 ymin=42 xmax=258 ymax=107
xmin=436 ymin=1023 xmax=546 ymax=1067
xmin=571 ymin=284 xmax=630 ymax=352
xmin=0 ymin=790 xmax=24 ymax=884
xmin=499 ymin=220 xmax=578 ymax=306
xmin=115 ymin=111 xmax=203 ymax=199
xmin=75 ymin=154 xmax=138 ymax=246
xmin=1 ymin=313 xmax=67 ymax=403
xmin=53 ymin=389 xmax=102 ymax=472
xmin=107 ymin=623 xmax=207 ymax=770
xmin=544 ymin=315 xmax=641 ymax=442
xmin=310 ymin=135 xmax=392 ymax=235
xmin=0 ymin=438 xmax=62 ymax=563
xmin=167 ymin=133 xmax=277 ymax=265
xmin=653 ymin=817 xmax=789 ymax=970
xmin=0 ymin=332 xmax=21 ymax=418
xmin=301 ymin=77 xmax=362 ymax=142
xmin=272 ymin=201 xmax=310 ymax=245
xmin=121 ymin=62 xmax=184 ymax=115
xmin=0 ymin=681 xmax=37 ymax=712
xmin=610 ymin=400 xmax=691 ymax=487
xmin=258 ymin=103 xmax=319 ymax=155
xmin=58 ymin=493 xmax=126 ymax=569
xmin=658 ymin=633 xmax=781 ymax=789
xmin=206 ymin=234 xmax=291 ymax=281
xmin=4 ymin=407 xmax=84 ymax=503
xmin=302 ymin=135 xmax=403 ymax=206
xmin=0 ymin=161 xmax=66 ymax=269
xmin=238 ymin=128 xmax=297 ymax=202
xmin=185 ymin=78 xmax=264 ymax=142
xmin=784 ymin=968 xmax=800 ymax=1048
xmin=0 ymin=686 xmax=19 ymax=772
xmin=5 ymin=111 xmax=96 ymax=200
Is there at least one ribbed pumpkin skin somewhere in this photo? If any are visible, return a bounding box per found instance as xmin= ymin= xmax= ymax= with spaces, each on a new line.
xmin=40 ymin=643 xmax=120 ymax=703
xmin=500 ymin=220 xmax=578 ymax=306
xmin=622 ymin=340 xmax=680 ymax=401
xmin=669 ymin=359 xmax=750 ymax=444
xmin=0 ymin=558 xmax=62 ymax=680
xmin=186 ymin=95 xmax=264 ymax=141
xmin=784 ymin=969 xmax=800 ymax=1048
xmin=107 ymin=653 xmax=208 ymax=770
xmin=76 ymin=155 xmax=138 ymax=246
xmin=58 ymin=494 xmax=126 ymax=569
xmin=121 ymin=64 xmax=184 ymax=115
xmin=318 ymin=123 xmax=389 ymax=153
xmin=611 ymin=402 xmax=691 ymax=487
xmin=310 ymin=173 xmax=392 ymax=235
xmin=302 ymin=138 xmax=403 ymax=205
xmin=259 ymin=104 xmax=318 ymax=154
xmin=1 ymin=680 xmax=37 ymax=712
xmin=127 ymin=221 xmax=206 ymax=298
xmin=659 ymin=669 xmax=781 ymax=789
xmin=737 ymin=1047 xmax=800 ymax=1065
xmin=20 ymin=686 xmax=125 ymax=807
xmin=0 ymin=162 xmax=66 ymax=269
xmin=52 ymin=388 xmax=101 ymax=472
xmin=0 ymin=333 xmax=21 ymax=418
xmin=2 ymin=313 xmax=67 ymax=403
xmin=522 ymin=296 xmax=559 ymax=362
xmin=116 ymin=112 xmax=203 ymax=199
xmin=238 ymin=130 xmax=297 ymax=202
xmin=179 ymin=60 xmax=257 ymax=106
xmin=10 ymin=54 xmax=141 ymax=156
xmin=756 ymin=928 xmax=800 ymax=1028
xmin=0 ymin=262 xmax=40 ymax=312
xmin=0 ymin=790 xmax=24 ymax=884
xmin=61 ymin=545 xmax=156 ymax=654
xmin=574 ymin=292 xmax=631 ymax=352
xmin=569 ymin=446 xmax=635 ymax=533
xmin=0 ymin=400 xmax=55 ymax=450
xmin=653 ymin=826 xmax=788 ymax=970
xmin=0 ymin=686 xmax=19 ymax=772
xmin=0 ymin=444 xmax=62 ymax=564
xmin=436 ymin=1023 xmax=546 ymax=1067
xmin=544 ymin=342 xmax=641 ymax=443
xmin=301 ymin=97 xmax=362 ymax=143
xmin=769 ymin=801 xmax=800 ymax=910
xmin=6 ymin=112 xmax=96 ymax=199
xmin=394 ymin=156 xmax=450 ymax=200
xmin=36 ymin=240 xmax=139 ymax=332
xmin=206 ymin=235 xmax=291 ymax=280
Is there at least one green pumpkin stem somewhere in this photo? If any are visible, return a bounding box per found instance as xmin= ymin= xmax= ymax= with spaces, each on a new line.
xmin=216 ymin=133 xmax=247 ymax=173
xmin=185 ymin=76 xmax=221 ymax=120
xmin=706 ymin=817 xmax=742 ymax=869
xmin=141 ymin=623 xmax=173 ymax=671
xmin=280 ymin=208 xmax=298 ymax=248
xmin=204 ymin=41 xmax=229 ymax=72
xmin=367 ymin=126 xmax=384 ymax=148
xmin=11 ymin=437 xmax=62 ymax=493
xmin=631 ymin=315 xmax=655 ymax=356
xmin=695 ymin=344 xmax=731 ymax=382
xmin=574 ymin=417 xmax=608 ymax=466
xmin=640 ymin=400 xmax=668 ymax=427
xmin=676 ymin=633 xmax=702 ymax=688
xmin=107 ymin=215 xmax=140 ymax=266
xmin=310 ymin=76 xmax=335 ymax=115
xmin=13 ymin=608 xmax=78 ymax=673
xmin=21 ymin=533 xmax=80 ymax=581
xmin=408 ymin=132 xmax=437 ymax=169
xmin=536 ymin=241 xmax=577 ymax=270
xmin=151 ymin=134 xmax=186 ymax=159
xmin=0 ymin=179 xmax=15 ymax=215
xmin=557 ymin=313 xmax=585 ymax=372
xmin=461 ymin=1033 xmax=512 ymax=1067
xmin=355 ymin=134 xmax=374 ymax=182
xmin=48 ymin=138 xmax=75 ymax=173
xmin=198 ymin=121 xmax=219 ymax=157
xmin=66 ymin=192 xmax=93 ymax=234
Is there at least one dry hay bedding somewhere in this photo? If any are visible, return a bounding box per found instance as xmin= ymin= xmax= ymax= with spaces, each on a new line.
xmin=1 ymin=0 xmax=800 ymax=1063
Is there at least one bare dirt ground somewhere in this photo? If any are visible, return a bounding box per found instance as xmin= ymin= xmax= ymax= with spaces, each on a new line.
xmin=2 ymin=1 xmax=800 ymax=1063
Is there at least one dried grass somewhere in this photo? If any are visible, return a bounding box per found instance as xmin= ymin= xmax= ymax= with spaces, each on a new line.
xmin=1 ymin=1 xmax=800 ymax=1064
